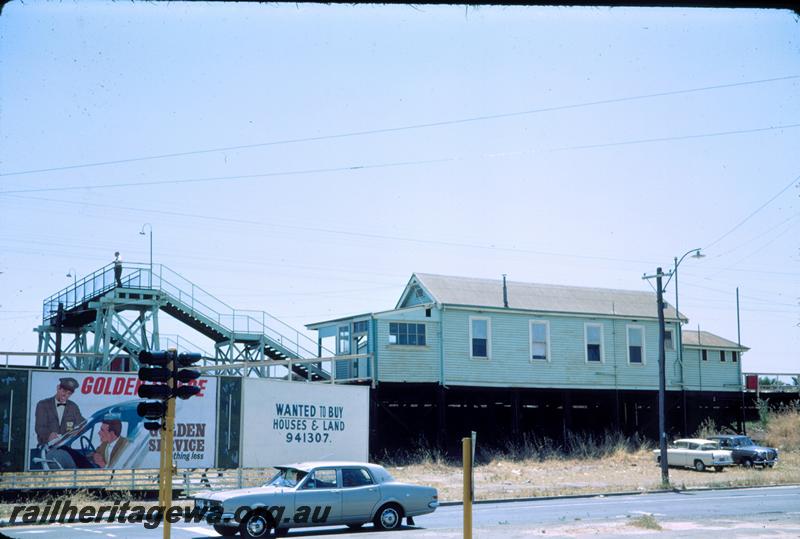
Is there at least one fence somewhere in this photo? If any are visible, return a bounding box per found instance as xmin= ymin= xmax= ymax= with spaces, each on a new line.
xmin=0 ymin=467 xmax=277 ymax=496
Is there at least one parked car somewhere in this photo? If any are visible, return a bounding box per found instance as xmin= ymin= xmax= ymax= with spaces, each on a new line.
xmin=653 ymin=438 xmax=734 ymax=472
xmin=708 ymin=435 xmax=779 ymax=468
xmin=193 ymin=461 xmax=439 ymax=538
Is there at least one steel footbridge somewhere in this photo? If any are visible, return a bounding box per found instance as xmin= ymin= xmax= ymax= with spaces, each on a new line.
xmin=36 ymin=262 xmax=330 ymax=380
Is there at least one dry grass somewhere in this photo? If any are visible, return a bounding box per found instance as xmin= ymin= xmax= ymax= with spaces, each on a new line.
xmin=386 ymin=446 xmax=800 ymax=502
xmin=765 ymin=408 xmax=800 ymax=451
xmin=629 ymin=514 xmax=662 ymax=530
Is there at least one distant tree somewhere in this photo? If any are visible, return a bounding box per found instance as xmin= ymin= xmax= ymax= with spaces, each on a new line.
xmin=792 ymin=376 xmax=800 ymax=387
xmin=759 ymin=376 xmax=786 ymax=387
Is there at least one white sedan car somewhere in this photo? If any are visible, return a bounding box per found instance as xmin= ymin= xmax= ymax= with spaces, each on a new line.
xmin=654 ymin=438 xmax=734 ymax=472
xmin=193 ymin=461 xmax=439 ymax=538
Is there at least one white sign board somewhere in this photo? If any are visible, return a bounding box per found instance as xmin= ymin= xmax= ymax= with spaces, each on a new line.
xmin=27 ymin=371 xmax=217 ymax=471
xmin=241 ymin=379 xmax=369 ymax=467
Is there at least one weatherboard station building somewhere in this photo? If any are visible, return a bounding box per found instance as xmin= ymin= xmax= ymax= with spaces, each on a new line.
xmin=24 ymin=263 xmax=755 ymax=465
xmin=307 ymin=273 xmax=748 ymax=451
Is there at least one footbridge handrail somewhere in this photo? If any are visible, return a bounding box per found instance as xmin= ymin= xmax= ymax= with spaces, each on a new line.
xmin=42 ymin=263 xmax=331 ymax=360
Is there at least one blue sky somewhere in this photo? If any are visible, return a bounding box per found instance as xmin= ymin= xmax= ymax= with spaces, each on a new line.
xmin=1 ymin=3 xmax=798 ymax=373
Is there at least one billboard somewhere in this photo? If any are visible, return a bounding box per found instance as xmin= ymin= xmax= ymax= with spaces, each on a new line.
xmin=241 ymin=379 xmax=369 ymax=467
xmin=27 ymin=371 xmax=217 ymax=471
xmin=0 ymin=369 xmax=29 ymax=472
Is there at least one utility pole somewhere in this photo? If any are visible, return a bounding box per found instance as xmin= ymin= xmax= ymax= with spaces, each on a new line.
xmin=643 ymin=267 xmax=669 ymax=487
xmin=737 ymin=287 xmax=746 ymax=435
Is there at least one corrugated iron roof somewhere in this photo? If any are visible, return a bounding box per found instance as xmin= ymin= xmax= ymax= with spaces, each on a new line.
xmin=682 ymin=329 xmax=748 ymax=350
xmin=413 ymin=272 xmax=686 ymax=321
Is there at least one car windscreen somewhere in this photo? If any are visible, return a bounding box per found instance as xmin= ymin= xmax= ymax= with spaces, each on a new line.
xmin=735 ymin=437 xmax=755 ymax=447
xmin=265 ymin=468 xmax=308 ymax=488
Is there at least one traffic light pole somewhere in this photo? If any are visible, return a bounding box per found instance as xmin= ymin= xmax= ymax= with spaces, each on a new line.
xmin=137 ymin=349 xmax=202 ymax=539
xmin=161 ymin=396 xmax=176 ymax=539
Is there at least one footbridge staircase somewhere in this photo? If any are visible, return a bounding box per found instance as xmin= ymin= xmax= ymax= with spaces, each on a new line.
xmin=36 ymin=263 xmax=330 ymax=381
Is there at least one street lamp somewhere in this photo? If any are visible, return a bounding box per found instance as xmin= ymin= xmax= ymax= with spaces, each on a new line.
xmin=644 ymin=248 xmax=704 ymax=488
xmin=665 ymin=248 xmax=705 ymax=436
xmin=140 ymin=223 xmax=153 ymax=286
xmin=66 ymin=268 xmax=77 ymax=305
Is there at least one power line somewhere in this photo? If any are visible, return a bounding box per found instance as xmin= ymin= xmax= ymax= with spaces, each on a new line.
xmin=1 ymin=75 xmax=797 ymax=177
xmin=551 ymin=123 xmax=800 ymax=153
xmin=712 ymin=212 xmax=800 ymax=258
xmin=3 ymin=122 xmax=799 ymax=196
xmin=2 ymin=194 xmax=660 ymax=265
xmin=719 ymin=219 xmax=799 ymax=271
xmin=703 ymin=173 xmax=800 ymax=250
xmin=679 ymin=281 xmax=798 ymax=307
xmin=0 ymin=158 xmax=455 ymax=195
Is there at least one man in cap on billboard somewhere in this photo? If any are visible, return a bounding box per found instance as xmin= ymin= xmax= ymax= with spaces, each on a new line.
xmin=34 ymin=377 xmax=85 ymax=445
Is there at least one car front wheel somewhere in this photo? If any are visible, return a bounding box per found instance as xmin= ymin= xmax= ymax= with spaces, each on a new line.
xmin=374 ymin=503 xmax=403 ymax=531
xmin=694 ymin=460 xmax=706 ymax=472
xmin=743 ymin=458 xmax=753 ymax=468
xmin=240 ymin=510 xmax=273 ymax=539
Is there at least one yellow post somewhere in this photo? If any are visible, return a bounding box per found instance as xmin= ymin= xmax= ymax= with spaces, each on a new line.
xmin=162 ymin=395 xmax=175 ymax=539
xmin=463 ymin=436 xmax=472 ymax=539
xmin=161 ymin=397 xmax=175 ymax=539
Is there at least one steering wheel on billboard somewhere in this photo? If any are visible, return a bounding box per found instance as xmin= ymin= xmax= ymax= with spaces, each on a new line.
xmin=80 ymin=435 xmax=96 ymax=454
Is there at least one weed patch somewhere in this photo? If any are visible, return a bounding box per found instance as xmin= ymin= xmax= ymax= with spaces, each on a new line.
xmin=629 ymin=514 xmax=662 ymax=530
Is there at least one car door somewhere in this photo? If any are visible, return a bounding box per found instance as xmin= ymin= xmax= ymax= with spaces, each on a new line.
xmin=340 ymin=466 xmax=382 ymax=522
xmin=686 ymin=442 xmax=702 ymax=467
xmin=670 ymin=441 xmax=688 ymax=467
xmin=293 ymin=468 xmax=342 ymax=528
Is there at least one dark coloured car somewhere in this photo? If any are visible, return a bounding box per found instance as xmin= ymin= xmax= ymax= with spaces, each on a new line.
xmin=709 ymin=435 xmax=778 ymax=468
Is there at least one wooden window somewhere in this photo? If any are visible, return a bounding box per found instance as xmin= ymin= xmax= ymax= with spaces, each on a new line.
xmin=338 ymin=326 xmax=350 ymax=354
xmin=732 ymin=351 xmax=738 ymax=363
xmin=530 ymin=320 xmax=549 ymax=361
xmin=702 ymin=349 xmax=708 ymax=361
xmin=470 ymin=317 xmax=491 ymax=359
xmin=389 ymin=322 xmax=426 ymax=346
xmin=585 ymin=323 xmax=604 ymax=363
xmin=664 ymin=329 xmax=674 ymax=351
xmin=720 ymin=350 xmax=726 ymax=362
xmin=627 ymin=325 xmax=645 ymax=364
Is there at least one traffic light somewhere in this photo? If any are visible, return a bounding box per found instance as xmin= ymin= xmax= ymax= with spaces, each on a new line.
xmin=137 ymin=350 xmax=204 ymax=431
xmin=137 ymin=401 xmax=167 ymax=432
xmin=137 ymin=350 xmax=174 ymax=431
xmin=173 ymin=352 xmax=202 ymax=400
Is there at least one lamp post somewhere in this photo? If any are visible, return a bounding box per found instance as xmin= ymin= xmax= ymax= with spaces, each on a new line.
xmin=643 ymin=248 xmax=704 ymax=488
xmin=66 ymin=268 xmax=77 ymax=305
xmin=140 ymin=223 xmax=153 ymax=286
xmin=670 ymin=248 xmax=705 ymax=435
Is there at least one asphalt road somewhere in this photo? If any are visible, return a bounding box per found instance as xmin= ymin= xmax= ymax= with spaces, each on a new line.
xmin=2 ymin=486 xmax=799 ymax=538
